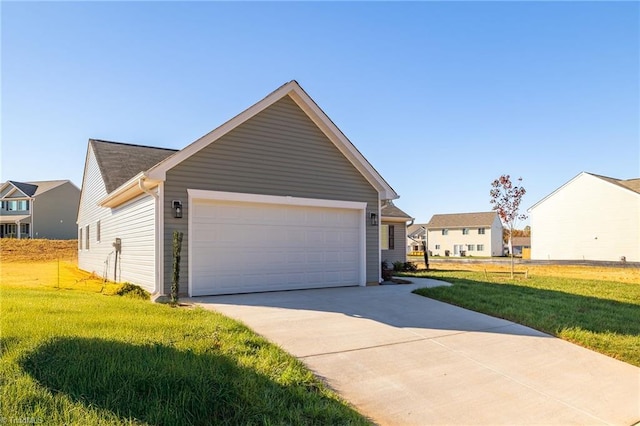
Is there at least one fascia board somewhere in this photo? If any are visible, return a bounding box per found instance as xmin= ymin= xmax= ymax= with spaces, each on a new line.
xmin=528 ymin=172 xmax=585 ymax=212
xmin=99 ymin=173 xmax=160 ymax=208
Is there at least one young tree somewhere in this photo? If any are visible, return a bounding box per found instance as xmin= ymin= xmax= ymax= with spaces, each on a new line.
xmin=490 ymin=175 xmax=527 ymax=278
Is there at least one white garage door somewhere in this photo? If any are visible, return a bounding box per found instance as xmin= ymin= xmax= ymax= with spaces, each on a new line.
xmin=189 ymin=191 xmax=365 ymax=296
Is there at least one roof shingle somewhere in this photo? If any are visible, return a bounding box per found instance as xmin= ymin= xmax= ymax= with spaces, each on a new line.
xmin=90 ymin=139 xmax=178 ymax=193
xmin=427 ymin=211 xmax=498 ymax=229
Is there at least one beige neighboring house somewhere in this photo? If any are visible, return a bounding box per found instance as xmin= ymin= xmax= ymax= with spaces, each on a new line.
xmin=426 ymin=212 xmax=503 ymax=257
xmin=0 ymin=180 xmax=80 ymax=239
xmin=78 ymin=81 xmax=403 ymax=297
xmin=380 ymin=200 xmax=414 ymax=266
xmin=529 ymin=172 xmax=639 ymax=262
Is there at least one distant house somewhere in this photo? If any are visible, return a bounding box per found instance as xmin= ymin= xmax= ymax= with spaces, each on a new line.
xmin=426 ymin=212 xmax=503 ymax=257
xmin=77 ymin=81 xmax=403 ymax=296
xmin=0 ymin=180 xmax=80 ymax=239
xmin=380 ymin=201 xmax=413 ymax=265
xmin=511 ymin=236 xmax=531 ymax=256
xmin=406 ymin=223 xmax=427 ymax=254
xmin=529 ymin=172 xmax=639 ymax=262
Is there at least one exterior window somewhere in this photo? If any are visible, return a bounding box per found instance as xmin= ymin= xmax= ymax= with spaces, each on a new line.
xmin=462 ymin=228 xmax=469 ymax=235
xmin=477 ymin=244 xmax=484 ymax=251
xmin=380 ymin=225 xmax=395 ymax=250
xmin=79 ymin=228 xmax=83 ymax=250
xmin=20 ymin=223 xmax=29 ymax=236
xmin=96 ymin=220 xmax=101 ymax=242
xmin=2 ymin=200 xmax=29 ymax=211
xmin=380 ymin=225 xmax=389 ymax=250
xmin=442 ymin=229 xmax=448 ymax=236
xmin=435 ymin=244 xmax=440 ymax=250
xmin=467 ymin=244 xmax=474 ymax=251
xmin=85 ymin=225 xmax=90 ymax=250
xmin=478 ymin=228 xmax=485 ymax=235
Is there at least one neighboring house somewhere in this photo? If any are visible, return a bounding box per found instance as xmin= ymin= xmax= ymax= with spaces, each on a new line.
xmin=426 ymin=212 xmax=503 ymax=257
xmin=406 ymin=223 xmax=427 ymax=254
xmin=511 ymin=236 xmax=531 ymax=256
xmin=0 ymin=180 xmax=80 ymax=239
xmin=78 ymin=81 xmax=402 ymax=297
xmin=380 ymin=200 xmax=413 ymax=266
xmin=529 ymin=172 xmax=639 ymax=262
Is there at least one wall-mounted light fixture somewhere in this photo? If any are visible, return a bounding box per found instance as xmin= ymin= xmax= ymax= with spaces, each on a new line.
xmin=172 ymin=200 xmax=183 ymax=219
xmin=370 ymin=212 xmax=378 ymax=226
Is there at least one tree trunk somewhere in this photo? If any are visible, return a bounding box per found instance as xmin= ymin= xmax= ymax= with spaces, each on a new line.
xmin=508 ymin=234 xmax=514 ymax=279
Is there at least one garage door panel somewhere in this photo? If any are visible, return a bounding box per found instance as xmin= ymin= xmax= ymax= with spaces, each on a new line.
xmin=191 ymin=198 xmax=363 ymax=296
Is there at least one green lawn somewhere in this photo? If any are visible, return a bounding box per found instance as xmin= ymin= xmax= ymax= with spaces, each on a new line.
xmin=0 ymin=286 xmax=370 ymax=425
xmin=407 ymin=270 xmax=640 ymax=367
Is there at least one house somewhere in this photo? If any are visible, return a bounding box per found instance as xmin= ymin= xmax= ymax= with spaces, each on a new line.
xmin=426 ymin=212 xmax=503 ymax=257
xmin=511 ymin=236 xmax=531 ymax=257
xmin=380 ymin=200 xmax=414 ymax=266
xmin=78 ymin=81 xmax=405 ymax=297
xmin=0 ymin=180 xmax=80 ymax=239
xmin=406 ymin=223 xmax=427 ymax=254
xmin=529 ymin=172 xmax=639 ymax=262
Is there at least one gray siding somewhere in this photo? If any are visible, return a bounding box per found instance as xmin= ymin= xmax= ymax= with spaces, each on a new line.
xmin=34 ymin=182 xmax=80 ymax=239
xmin=381 ymin=221 xmax=408 ymax=266
xmin=163 ymin=95 xmax=379 ymax=294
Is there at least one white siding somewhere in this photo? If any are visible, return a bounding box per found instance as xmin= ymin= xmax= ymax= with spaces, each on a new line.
xmin=427 ymin=223 xmax=502 ymax=257
xmin=78 ymin=146 xmax=157 ymax=292
xmin=490 ymin=215 xmax=504 ymax=256
xmin=531 ymin=173 xmax=640 ymax=262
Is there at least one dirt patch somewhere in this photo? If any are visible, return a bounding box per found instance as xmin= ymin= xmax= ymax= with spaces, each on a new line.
xmin=1 ymin=239 xmax=77 ymax=262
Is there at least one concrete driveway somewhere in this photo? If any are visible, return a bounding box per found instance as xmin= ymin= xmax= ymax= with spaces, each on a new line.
xmin=192 ymin=279 xmax=640 ymax=425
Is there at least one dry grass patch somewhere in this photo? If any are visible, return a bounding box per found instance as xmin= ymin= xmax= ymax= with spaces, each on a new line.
xmin=423 ymin=262 xmax=640 ymax=284
xmin=1 ymin=239 xmax=77 ymax=262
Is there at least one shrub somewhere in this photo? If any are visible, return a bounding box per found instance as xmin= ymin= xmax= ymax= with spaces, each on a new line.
xmin=393 ymin=261 xmax=404 ymax=272
xmin=114 ymin=282 xmax=150 ymax=300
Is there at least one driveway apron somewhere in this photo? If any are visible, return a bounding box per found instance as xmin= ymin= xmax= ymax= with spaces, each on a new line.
xmin=192 ymin=280 xmax=640 ymax=425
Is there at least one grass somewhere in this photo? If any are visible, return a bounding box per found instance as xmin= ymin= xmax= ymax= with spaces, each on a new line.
xmin=405 ymin=267 xmax=640 ymax=367
xmin=0 ymin=240 xmax=370 ymax=425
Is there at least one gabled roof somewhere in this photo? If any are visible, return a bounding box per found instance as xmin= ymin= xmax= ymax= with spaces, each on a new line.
xmin=426 ymin=211 xmax=499 ymax=229
xmin=8 ymin=181 xmax=38 ymax=196
xmin=89 ymin=139 xmax=178 ymax=193
xmin=407 ymin=223 xmax=428 ymax=238
xmin=589 ymin=173 xmax=640 ymax=195
xmin=529 ymin=172 xmax=640 ymax=211
xmin=145 ymin=80 xmax=398 ymax=200
xmin=511 ymin=236 xmax=531 ymax=247
xmin=381 ymin=201 xmax=413 ymax=220
xmin=1 ymin=180 xmax=72 ymax=198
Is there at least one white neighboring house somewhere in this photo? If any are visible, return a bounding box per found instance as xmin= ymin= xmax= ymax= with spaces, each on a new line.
xmin=426 ymin=212 xmax=503 ymax=257
xmin=529 ymin=172 xmax=640 ymax=262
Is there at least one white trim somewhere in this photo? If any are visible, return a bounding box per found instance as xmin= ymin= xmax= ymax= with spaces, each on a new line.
xmin=187 ymin=189 xmax=367 ymax=211
xmin=146 ymin=81 xmax=398 ymax=200
xmin=377 ymin=193 xmax=382 ymax=283
xmin=157 ymin=182 xmax=165 ymax=295
xmin=187 ymin=189 xmax=368 ymax=296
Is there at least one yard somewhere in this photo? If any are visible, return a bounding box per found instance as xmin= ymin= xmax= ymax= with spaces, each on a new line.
xmin=404 ymin=264 xmax=640 ymax=367
xmin=0 ymin=239 xmax=370 ymax=425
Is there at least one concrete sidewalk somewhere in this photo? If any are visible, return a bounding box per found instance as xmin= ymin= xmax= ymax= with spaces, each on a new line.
xmin=192 ymin=279 xmax=640 ymax=425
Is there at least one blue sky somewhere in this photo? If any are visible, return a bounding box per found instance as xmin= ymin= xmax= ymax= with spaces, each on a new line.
xmin=2 ymin=1 xmax=638 ymax=224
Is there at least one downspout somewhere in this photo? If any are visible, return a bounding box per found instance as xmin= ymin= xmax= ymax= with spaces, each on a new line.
xmin=139 ymin=176 xmax=160 ymax=295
